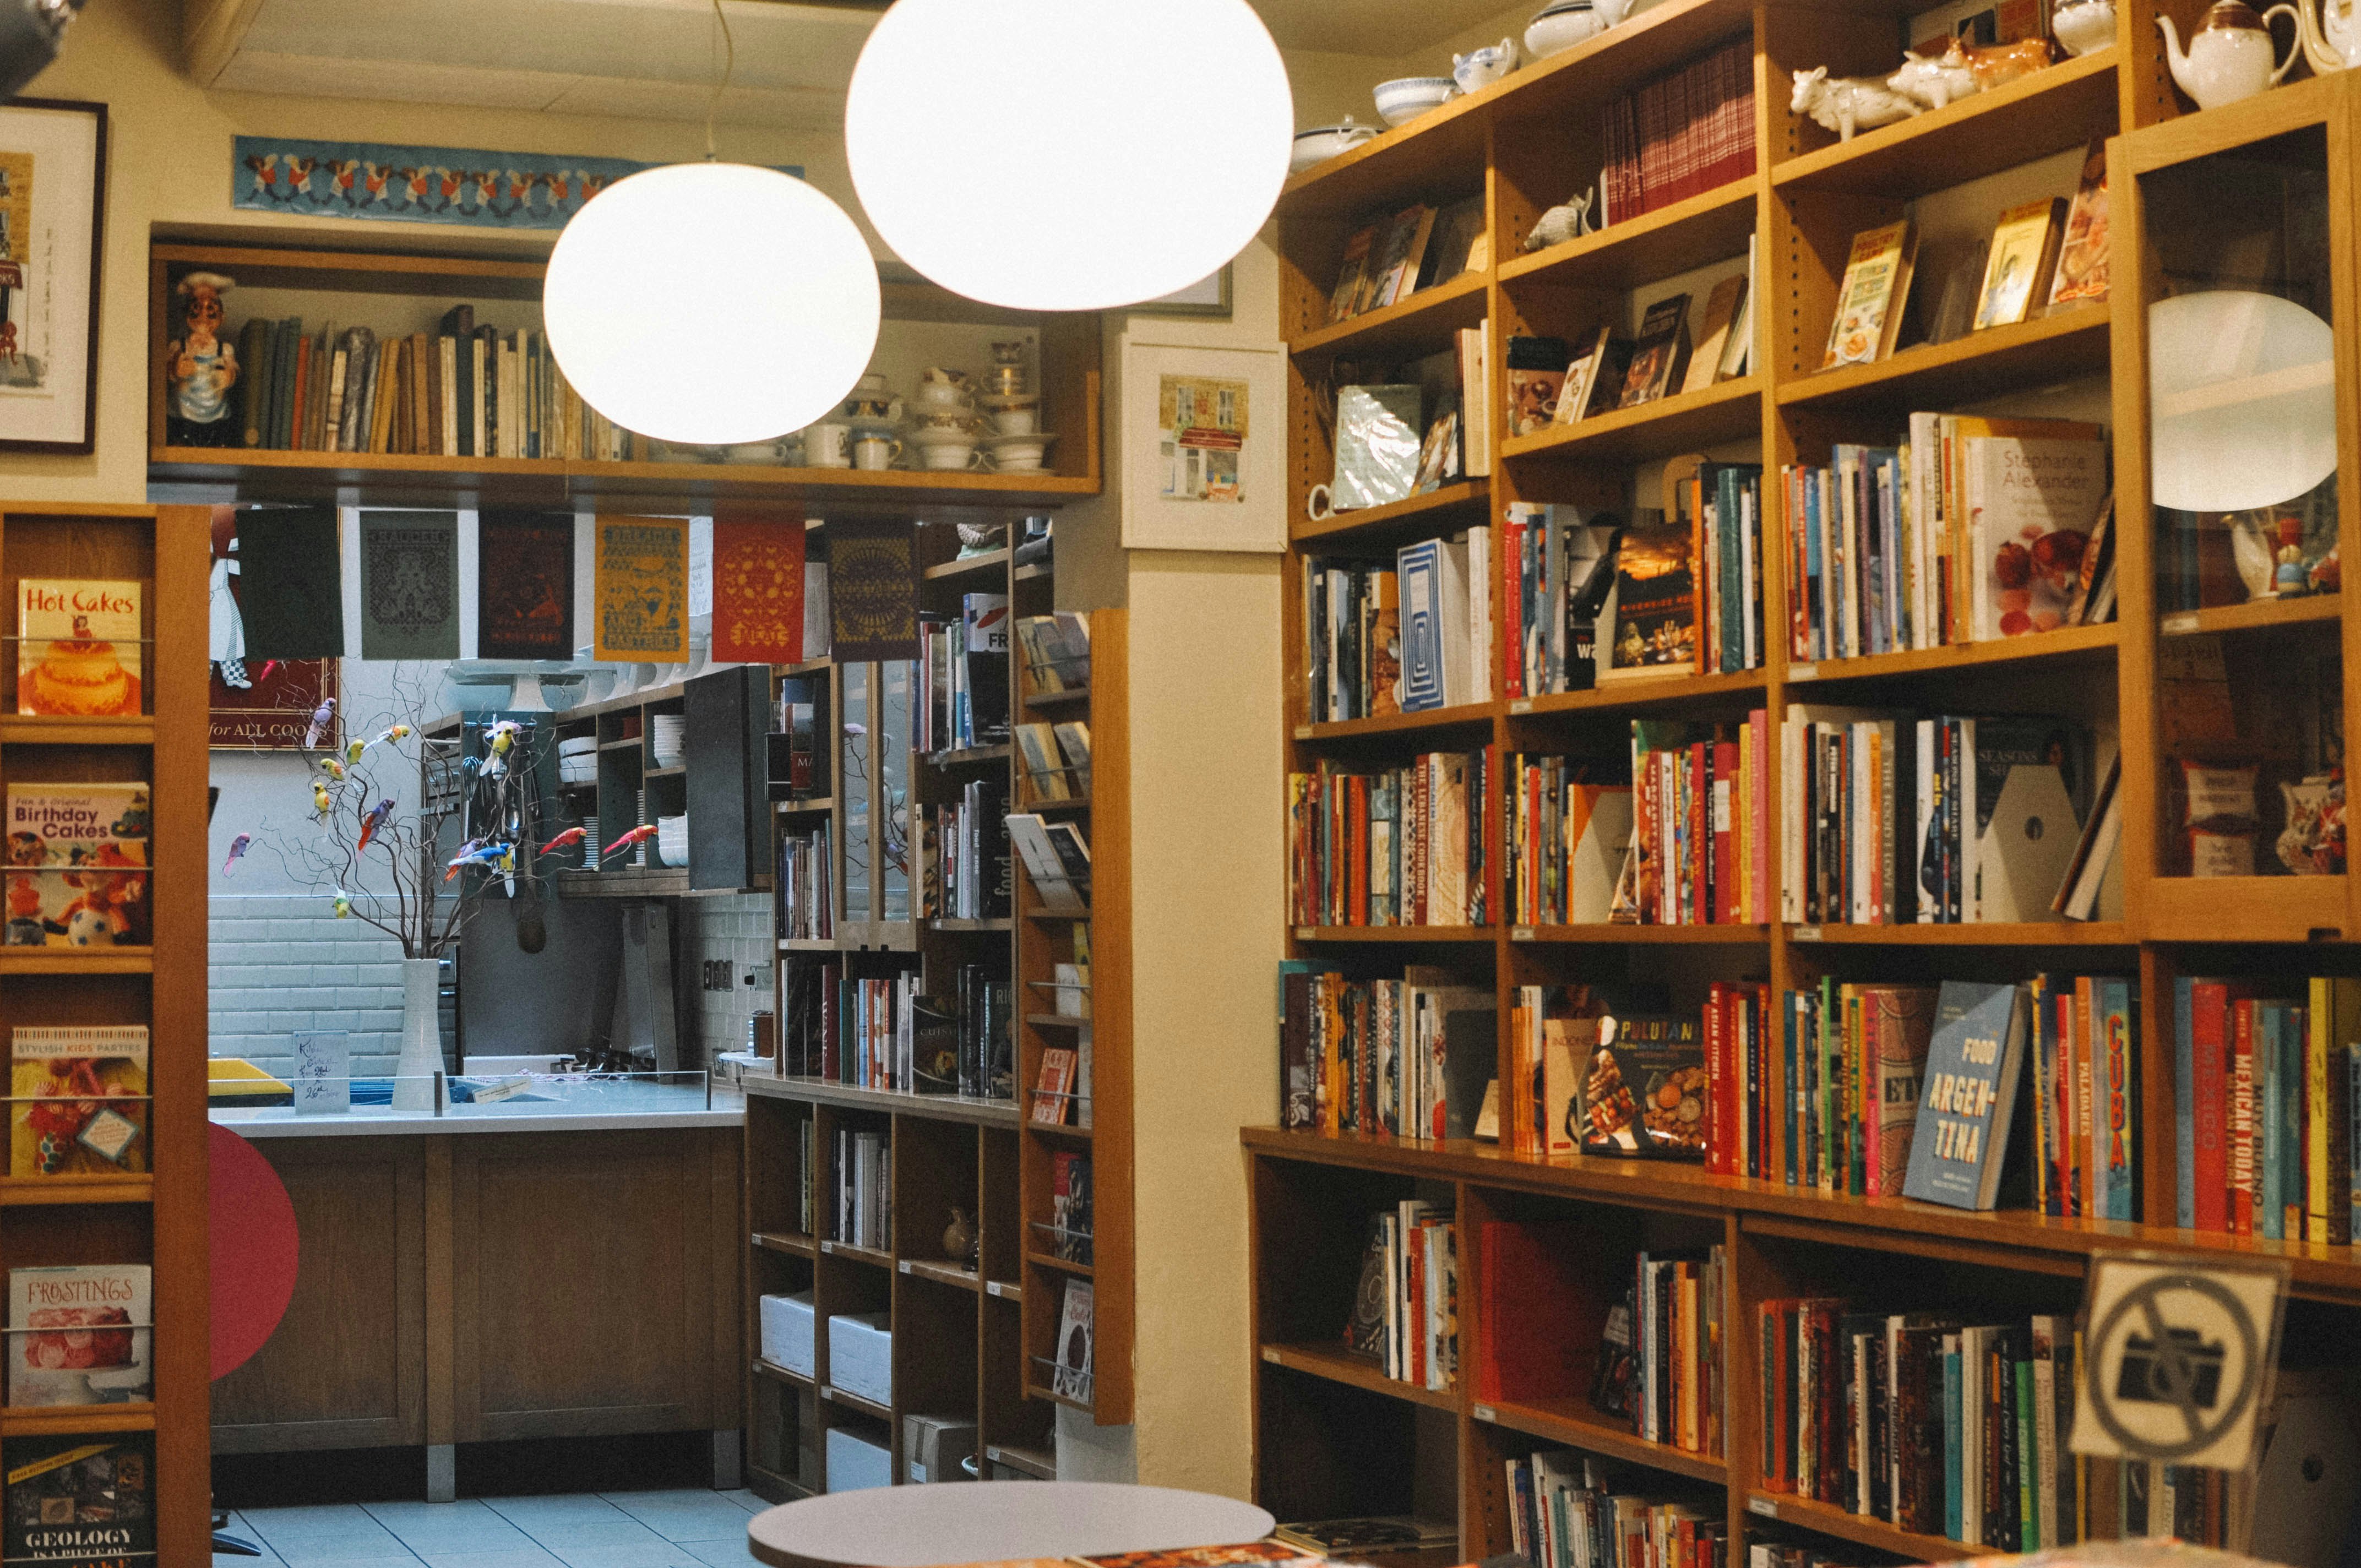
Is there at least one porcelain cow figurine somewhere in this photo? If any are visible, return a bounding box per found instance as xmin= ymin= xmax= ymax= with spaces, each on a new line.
xmin=1791 ymin=65 xmax=1922 ymax=140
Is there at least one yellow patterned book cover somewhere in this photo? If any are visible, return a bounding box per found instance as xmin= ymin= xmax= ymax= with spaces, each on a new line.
xmin=592 ymin=515 xmax=689 ymax=661
xmin=11 ymin=1026 xmax=148 ymax=1177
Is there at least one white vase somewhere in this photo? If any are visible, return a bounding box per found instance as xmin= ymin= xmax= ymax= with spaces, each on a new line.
xmin=392 ymin=956 xmax=444 ymax=1111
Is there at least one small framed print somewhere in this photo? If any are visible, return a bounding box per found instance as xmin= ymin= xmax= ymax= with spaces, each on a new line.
xmin=1120 ymin=337 xmax=1285 ymax=553
xmin=0 ymin=100 xmax=103 ymax=454
xmin=1131 ymin=265 xmax=1232 ymax=319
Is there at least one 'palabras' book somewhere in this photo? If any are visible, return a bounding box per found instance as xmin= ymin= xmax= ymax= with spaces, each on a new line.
xmin=16 ymin=581 xmax=141 ymax=719
xmin=3 ymin=786 xmax=150 ymax=949
xmin=2 ymin=1429 xmax=155 ymax=1567
xmin=10 ymin=1028 xmax=147 ymax=1178
xmin=6 ymin=1265 xmax=151 ymax=1407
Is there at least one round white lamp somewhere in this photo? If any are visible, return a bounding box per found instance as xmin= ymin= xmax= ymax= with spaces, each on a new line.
xmin=543 ymin=163 xmax=881 ymax=447
xmin=844 ymin=0 xmax=1294 ymax=312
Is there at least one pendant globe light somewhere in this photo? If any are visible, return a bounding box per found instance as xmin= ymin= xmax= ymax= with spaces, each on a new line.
xmin=844 ymin=0 xmax=1294 ymax=312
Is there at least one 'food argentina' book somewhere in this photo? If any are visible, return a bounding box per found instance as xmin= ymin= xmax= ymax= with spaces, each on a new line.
xmin=17 ymin=581 xmax=140 ymax=719
xmin=1903 ymin=979 xmax=2031 ymax=1210
xmin=7 ymin=1265 xmax=150 ymax=1407
xmin=2 ymin=1429 xmax=155 ymax=1567
xmin=10 ymin=1027 xmax=147 ymax=1178
xmin=3 ymin=786 xmax=150 ymax=949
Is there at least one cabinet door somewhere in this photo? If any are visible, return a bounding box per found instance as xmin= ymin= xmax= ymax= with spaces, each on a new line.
xmin=687 ymin=665 xmax=768 ymax=891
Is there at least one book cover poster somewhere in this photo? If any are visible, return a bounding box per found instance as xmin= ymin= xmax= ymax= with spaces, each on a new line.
xmin=1053 ymin=1277 xmax=1094 ymax=1402
xmin=711 ymin=514 xmax=806 ymax=665
xmin=2 ymin=1430 xmax=154 ymax=1567
xmin=1580 ymin=1014 xmax=1707 ymax=1158
xmin=232 ymin=505 xmax=344 ymax=660
xmin=1608 ymin=525 xmax=1698 ymax=674
xmin=7 ymin=1265 xmax=150 ymax=1406
xmin=1902 ymin=979 xmax=2029 ymax=1210
xmin=2048 ymin=139 xmax=2109 ymax=309
xmin=17 ymin=581 xmax=139 ymax=719
xmin=592 ymin=515 xmax=689 ymax=661
xmin=1158 ymin=374 xmax=1247 ymax=504
xmin=826 ymin=519 xmax=918 ymax=662
xmin=357 ymin=511 xmax=459 ymax=660
xmin=3 ymin=785 xmax=151 ymax=949
xmin=210 ymin=509 xmax=336 ymax=749
xmin=10 ymin=1027 xmax=146 ymax=1178
xmin=475 ymin=510 xmax=573 ymax=660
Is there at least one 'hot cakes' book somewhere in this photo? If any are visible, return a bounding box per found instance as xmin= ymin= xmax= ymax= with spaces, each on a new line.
xmin=17 ymin=581 xmax=140 ymax=718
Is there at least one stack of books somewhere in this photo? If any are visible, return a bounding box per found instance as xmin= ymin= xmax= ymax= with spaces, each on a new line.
xmin=1287 ymin=752 xmax=1491 ymax=928
xmin=1504 ymin=1453 xmax=1728 ymax=1568
xmin=1278 ymin=965 xmax=1493 ymax=1140
xmin=2173 ymin=974 xmax=2361 ymax=1242
xmin=1620 ymin=715 xmax=1771 ymax=926
xmin=1344 ymin=1201 xmax=1457 ymax=1391
xmin=1597 ymin=36 xmax=1757 ymax=227
xmin=1325 ymin=197 xmax=1488 ymax=326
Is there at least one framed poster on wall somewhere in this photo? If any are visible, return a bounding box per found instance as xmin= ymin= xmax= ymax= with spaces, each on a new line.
xmin=1119 ymin=337 xmax=1285 ymax=553
xmin=0 ymin=99 xmax=104 ymax=454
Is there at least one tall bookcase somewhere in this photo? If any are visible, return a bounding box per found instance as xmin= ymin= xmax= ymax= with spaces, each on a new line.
xmin=0 ymin=505 xmax=209 ymax=1565
xmin=1261 ymin=6 xmax=2361 ymax=1562
xmin=743 ymin=537 xmax=1131 ymax=1499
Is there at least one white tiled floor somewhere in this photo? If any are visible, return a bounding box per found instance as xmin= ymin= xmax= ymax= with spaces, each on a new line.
xmin=220 ymin=1490 xmax=770 ymax=1568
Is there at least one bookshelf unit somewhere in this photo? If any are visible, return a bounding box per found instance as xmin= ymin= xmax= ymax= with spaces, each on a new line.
xmin=0 ymin=505 xmax=209 ymax=1565
xmin=1265 ymin=3 xmax=2361 ymax=1562
xmin=146 ymin=243 xmax=1102 ymax=511
xmin=743 ymin=543 xmax=1131 ymax=1498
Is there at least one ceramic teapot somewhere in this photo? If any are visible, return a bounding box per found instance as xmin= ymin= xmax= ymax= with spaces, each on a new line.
xmin=2049 ymin=0 xmax=2118 ymax=54
xmin=1452 ymin=37 xmax=1520 ymax=92
xmin=2298 ymin=0 xmax=2361 ymax=70
xmin=2157 ymin=0 xmax=2301 ymax=107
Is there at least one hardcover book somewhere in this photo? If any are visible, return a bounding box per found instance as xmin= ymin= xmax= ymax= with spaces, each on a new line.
xmin=1580 ymin=1013 xmax=1707 ymax=1158
xmin=2 ymin=1430 xmax=154 ymax=1568
xmin=1974 ymin=198 xmax=2067 ymax=331
xmin=1903 ymin=980 xmax=2030 ymax=1211
xmin=1506 ymin=335 xmax=1571 ymax=436
xmin=1822 ymin=220 xmax=1917 ymax=370
xmin=2047 ymin=139 xmax=2109 ymax=311
xmin=1054 ymin=1277 xmax=1095 ymax=1402
xmin=16 ymin=582 xmax=140 ymax=719
xmin=10 ymin=1028 xmax=147 ymax=1179
xmin=1862 ymin=986 xmax=1938 ymax=1197
xmin=1618 ymin=293 xmax=1692 ymax=409
xmin=1328 ymin=224 xmax=1379 ymax=323
xmin=1682 ymin=274 xmax=1748 ymax=394
xmin=1603 ymin=524 xmax=1699 ymax=678
xmin=6 ymin=1265 xmax=150 ymax=1407
xmin=1031 ymin=1047 xmax=1076 ymax=1125
xmin=1965 ymin=431 xmax=2109 ymax=639
xmin=3 ymin=785 xmax=151 ymax=949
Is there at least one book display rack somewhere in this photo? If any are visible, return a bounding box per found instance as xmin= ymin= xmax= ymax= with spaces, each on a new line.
xmin=1262 ymin=2 xmax=2361 ymax=1561
xmin=743 ymin=531 xmax=1131 ymax=1499
xmin=0 ymin=505 xmax=208 ymax=1565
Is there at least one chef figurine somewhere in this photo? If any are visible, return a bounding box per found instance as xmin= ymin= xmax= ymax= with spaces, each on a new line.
xmin=166 ymin=271 xmax=240 ymax=448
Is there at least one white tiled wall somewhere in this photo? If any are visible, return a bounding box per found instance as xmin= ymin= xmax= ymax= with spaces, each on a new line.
xmin=679 ymin=892 xmax=776 ymax=1066
xmin=208 ymin=894 xmax=411 ymax=1075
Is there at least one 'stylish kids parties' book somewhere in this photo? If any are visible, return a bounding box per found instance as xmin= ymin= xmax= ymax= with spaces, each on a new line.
xmin=16 ymin=581 xmax=141 ymax=718
xmin=6 ymin=1265 xmax=150 ymax=1407
xmin=3 ymin=785 xmax=149 ymax=949
xmin=10 ymin=1027 xmax=147 ymax=1178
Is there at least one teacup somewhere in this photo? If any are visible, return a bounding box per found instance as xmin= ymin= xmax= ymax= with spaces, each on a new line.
xmin=996 ymin=406 xmax=1040 ymax=435
xmin=918 ymin=443 xmax=986 ymax=471
xmin=806 ymin=422 xmax=851 ymax=468
xmin=853 ymin=435 xmax=901 ymax=471
xmin=991 ymin=341 xmax=1026 ymax=367
xmin=991 ymin=441 xmax=1048 ymax=472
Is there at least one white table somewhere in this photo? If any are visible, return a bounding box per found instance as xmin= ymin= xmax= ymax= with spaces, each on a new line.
xmin=746 ymin=1481 xmax=1277 ymax=1568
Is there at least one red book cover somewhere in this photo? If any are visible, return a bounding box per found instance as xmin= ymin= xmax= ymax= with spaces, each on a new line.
xmin=1712 ymin=738 xmax=1739 ymax=923
xmin=1477 ymin=1221 xmax=1602 ymax=1402
xmin=1483 ymin=743 xmax=1504 ymax=926
xmin=1639 ymin=78 xmax=1666 ymax=213
xmin=1689 ymin=742 xmax=1707 ymax=924
xmin=1503 ymin=514 xmax=1525 ymax=699
xmin=1406 ymin=1226 xmax=1426 ymax=1386
xmin=2191 ymin=981 xmax=2234 ymax=1232
xmin=1764 ymin=1300 xmax=1794 ymax=1490
xmin=2232 ymin=998 xmax=2256 ymax=1236
xmin=1677 ymin=58 xmax=1700 ymax=204
xmin=1348 ymin=774 xmax=1369 ymax=925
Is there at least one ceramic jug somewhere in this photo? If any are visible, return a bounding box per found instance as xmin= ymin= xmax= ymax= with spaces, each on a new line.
xmin=2298 ymin=0 xmax=2361 ymax=70
xmin=2050 ymin=0 xmax=2118 ymax=54
xmin=2157 ymin=0 xmax=2301 ymax=107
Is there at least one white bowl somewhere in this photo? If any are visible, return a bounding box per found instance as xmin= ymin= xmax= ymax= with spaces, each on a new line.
xmin=1292 ymin=117 xmax=1379 ymax=172
xmin=1527 ymin=1 xmax=1603 ymax=57
xmin=1372 ymin=77 xmax=1457 ymax=127
xmin=558 ymin=735 xmax=599 ymax=757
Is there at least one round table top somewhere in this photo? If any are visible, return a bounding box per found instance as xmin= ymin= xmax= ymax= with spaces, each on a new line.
xmin=745 ymin=1481 xmax=1277 ymax=1568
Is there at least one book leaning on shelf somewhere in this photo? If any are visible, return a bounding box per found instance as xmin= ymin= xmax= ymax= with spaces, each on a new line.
xmin=7 ymin=1264 xmax=150 ymax=1406
xmin=3 ymin=1429 xmax=155 ymax=1568
xmin=1393 ymin=527 xmax=1493 ymax=715
xmin=3 ymin=784 xmax=150 ymax=948
xmin=17 ymin=580 xmax=140 ymax=718
xmin=1279 ymin=962 xmax=1493 ymax=1140
xmin=1342 ymin=1200 xmax=1456 ymax=1391
xmin=1287 ymin=750 xmax=1491 ymax=929
xmin=11 ymin=1027 xmax=147 ymax=1178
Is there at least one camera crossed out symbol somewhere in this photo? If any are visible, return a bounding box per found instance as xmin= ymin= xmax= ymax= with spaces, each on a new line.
xmin=2090 ymin=1272 xmax=2261 ymax=1462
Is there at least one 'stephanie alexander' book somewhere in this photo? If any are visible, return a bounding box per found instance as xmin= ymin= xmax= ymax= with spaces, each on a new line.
xmin=16 ymin=581 xmax=140 ymax=719
xmin=3 ymin=1430 xmax=154 ymax=1567
xmin=3 ymin=786 xmax=150 ymax=949
xmin=6 ymin=1266 xmax=150 ymax=1407
xmin=1902 ymin=979 xmax=2030 ymax=1211
xmin=10 ymin=1028 xmax=146 ymax=1178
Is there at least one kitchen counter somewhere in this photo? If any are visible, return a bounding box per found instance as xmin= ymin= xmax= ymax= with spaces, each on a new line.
xmin=210 ymin=1075 xmax=745 ymax=1137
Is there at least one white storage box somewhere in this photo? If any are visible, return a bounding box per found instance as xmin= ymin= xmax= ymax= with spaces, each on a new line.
xmin=902 ymin=1413 xmax=977 ymax=1483
xmin=827 ymin=1310 xmax=893 ymax=1407
xmin=759 ymin=1291 xmax=815 ymax=1377
xmin=825 ymin=1427 xmax=891 ymax=1493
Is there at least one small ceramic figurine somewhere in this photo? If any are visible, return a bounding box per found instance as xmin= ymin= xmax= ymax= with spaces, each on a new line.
xmin=1791 ymin=66 xmax=1923 ymax=140
xmin=943 ymin=1206 xmax=977 ymax=1267
xmin=1453 ymin=37 xmax=1520 ymax=92
xmin=2051 ymin=0 xmax=2119 ymax=56
xmin=1523 ymin=186 xmax=1599 ymax=251
xmin=1888 ymin=41 xmax=1983 ymax=108
xmin=2299 ymin=0 xmax=2361 ymax=68
xmin=2158 ymin=0 xmax=2302 ymax=108
xmin=166 ymin=271 xmax=241 ymax=448
xmin=2274 ymin=514 xmax=2310 ymax=595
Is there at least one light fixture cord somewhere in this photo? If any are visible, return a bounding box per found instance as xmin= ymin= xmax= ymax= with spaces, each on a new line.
xmin=706 ymin=0 xmax=736 ymax=161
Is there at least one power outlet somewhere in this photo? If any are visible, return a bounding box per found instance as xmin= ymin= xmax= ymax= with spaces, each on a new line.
xmin=701 ymin=960 xmax=733 ymax=993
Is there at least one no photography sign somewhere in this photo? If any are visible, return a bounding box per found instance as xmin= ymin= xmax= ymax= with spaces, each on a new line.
xmin=2070 ymin=1253 xmax=2289 ymax=1474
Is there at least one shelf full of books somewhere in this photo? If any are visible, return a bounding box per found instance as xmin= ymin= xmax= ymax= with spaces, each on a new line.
xmin=1270 ymin=1 xmax=2361 ymax=1562
xmin=0 ymin=507 xmax=208 ymax=1566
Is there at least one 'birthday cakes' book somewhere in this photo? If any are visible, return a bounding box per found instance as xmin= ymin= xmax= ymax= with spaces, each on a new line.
xmin=9 ymin=1028 xmax=146 ymax=1179
xmin=3 ymin=786 xmax=149 ymax=949
xmin=16 ymin=581 xmax=140 ymax=718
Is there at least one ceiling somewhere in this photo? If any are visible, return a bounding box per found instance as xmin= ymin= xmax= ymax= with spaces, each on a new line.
xmin=189 ymin=0 xmax=1520 ymax=127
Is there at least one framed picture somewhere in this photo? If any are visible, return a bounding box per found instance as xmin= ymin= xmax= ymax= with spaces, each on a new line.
xmin=1120 ymin=337 xmax=1285 ymax=553
xmin=1132 ymin=265 xmax=1232 ymax=319
xmin=0 ymin=100 xmax=104 ymax=454
xmin=208 ymin=507 xmax=339 ymax=749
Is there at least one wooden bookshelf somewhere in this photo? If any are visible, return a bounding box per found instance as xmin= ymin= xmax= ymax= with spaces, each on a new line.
xmin=0 ymin=507 xmax=208 ymax=1565
xmin=1266 ymin=6 xmax=2355 ymax=1562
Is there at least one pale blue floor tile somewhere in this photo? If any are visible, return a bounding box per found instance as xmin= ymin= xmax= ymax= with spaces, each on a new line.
xmin=543 ymin=1546 xmax=712 ymax=1568
xmin=682 ymin=1542 xmax=757 ymax=1568
xmin=268 ymin=1538 xmax=422 ymax=1568
xmin=595 ymin=1494 xmax=757 ymax=1543
xmin=481 ymin=1498 xmax=632 ymax=1529
xmin=712 ymin=1492 xmax=766 ymax=1516
xmin=402 ymin=1552 xmax=565 ymax=1568
xmin=515 ymin=1521 xmax=672 ymax=1554
xmin=241 ymin=1506 xmax=387 ymax=1542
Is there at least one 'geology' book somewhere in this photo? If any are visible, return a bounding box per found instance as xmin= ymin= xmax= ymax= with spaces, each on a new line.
xmin=2 ymin=1429 xmax=154 ymax=1566
xmin=1903 ymin=979 xmax=2030 ymax=1210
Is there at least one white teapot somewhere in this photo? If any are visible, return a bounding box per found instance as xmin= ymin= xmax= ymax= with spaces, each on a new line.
xmin=1453 ymin=37 xmax=1520 ymax=92
xmin=2157 ymin=0 xmax=2300 ymax=107
xmin=2298 ymin=0 xmax=2361 ymax=70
